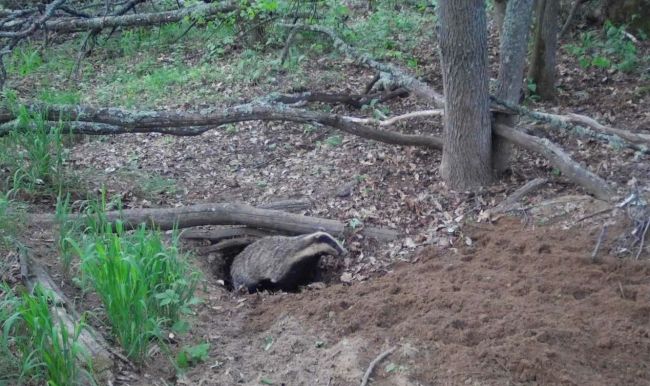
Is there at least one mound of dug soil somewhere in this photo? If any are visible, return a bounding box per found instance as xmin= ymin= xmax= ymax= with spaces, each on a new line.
xmin=235 ymin=218 xmax=650 ymax=385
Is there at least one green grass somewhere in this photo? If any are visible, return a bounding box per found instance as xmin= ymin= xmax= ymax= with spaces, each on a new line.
xmin=56 ymin=193 xmax=201 ymax=364
xmin=0 ymin=193 xmax=24 ymax=250
xmin=0 ymin=106 xmax=72 ymax=198
xmin=0 ymin=284 xmax=93 ymax=386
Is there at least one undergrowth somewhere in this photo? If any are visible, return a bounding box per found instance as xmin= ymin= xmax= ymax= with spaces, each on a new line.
xmin=565 ymin=21 xmax=646 ymax=73
xmin=0 ymin=284 xmax=93 ymax=386
xmin=0 ymin=102 xmax=73 ymax=198
xmin=57 ymin=193 xmax=201 ymax=364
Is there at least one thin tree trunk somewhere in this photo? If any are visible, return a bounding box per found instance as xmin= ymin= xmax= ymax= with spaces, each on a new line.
xmin=528 ymin=0 xmax=559 ymax=100
xmin=438 ymin=0 xmax=492 ymax=190
xmin=492 ymin=0 xmax=535 ymax=174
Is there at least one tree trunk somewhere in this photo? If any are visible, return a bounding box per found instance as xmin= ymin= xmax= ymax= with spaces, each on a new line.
xmin=438 ymin=0 xmax=492 ymax=190
xmin=528 ymin=0 xmax=559 ymax=100
xmin=493 ymin=0 xmax=508 ymax=35
xmin=492 ymin=0 xmax=535 ymax=174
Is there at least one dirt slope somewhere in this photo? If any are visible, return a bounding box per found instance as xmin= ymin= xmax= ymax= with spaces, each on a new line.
xmin=185 ymin=217 xmax=650 ymax=386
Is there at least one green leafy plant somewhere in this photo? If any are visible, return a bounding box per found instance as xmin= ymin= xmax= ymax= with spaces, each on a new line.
xmin=325 ymin=134 xmax=343 ymax=147
xmin=176 ymin=342 xmax=210 ymax=369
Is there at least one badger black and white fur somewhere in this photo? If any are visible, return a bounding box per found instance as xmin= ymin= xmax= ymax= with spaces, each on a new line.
xmin=230 ymin=232 xmax=346 ymax=293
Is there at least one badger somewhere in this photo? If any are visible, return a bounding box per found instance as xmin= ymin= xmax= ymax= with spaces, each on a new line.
xmin=230 ymin=231 xmax=346 ymax=293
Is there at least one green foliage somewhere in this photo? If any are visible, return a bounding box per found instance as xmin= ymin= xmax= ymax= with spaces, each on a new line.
xmin=0 ymin=284 xmax=93 ymax=386
xmin=176 ymin=342 xmax=210 ymax=369
xmin=58 ymin=193 xmax=201 ymax=363
xmin=325 ymin=134 xmax=343 ymax=147
xmin=341 ymin=3 xmax=434 ymax=61
xmin=565 ymin=21 xmax=643 ymax=73
xmin=0 ymin=192 xmax=24 ymax=249
xmin=8 ymin=46 xmax=43 ymax=76
xmin=0 ymin=107 xmax=70 ymax=197
xmin=38 ymin=89 xmax=81 ymax=105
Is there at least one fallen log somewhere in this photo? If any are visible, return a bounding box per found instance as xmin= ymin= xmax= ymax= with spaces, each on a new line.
xmin=0 ymin=102 xmax=444 ymax=149
xmin=34 ymin=202 xmax=400 ymax=241
xmin=197 ymin=236 xmax=259 ymax=256
xmin=491 ymin=96 xmax=649 ymax=152
xmin=41 ymin=2 xmax=238 ymax=34
xmin=10 ymin=101 xmax=612 ymax=200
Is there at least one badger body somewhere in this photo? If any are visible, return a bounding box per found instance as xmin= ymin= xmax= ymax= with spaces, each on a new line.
xmin=230 ymin=232 xmax=346 ymax=293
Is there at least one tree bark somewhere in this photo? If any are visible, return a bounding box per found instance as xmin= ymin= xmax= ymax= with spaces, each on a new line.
xmin=438 ymin=0 xmax=493 ymax=190
xmin=493 ymin=0 xmax=507 ymax=36
xmin=493 ymin=0 xmax=535 ymax=174
xmin=528 ymin=0 xmax=559 ymax=100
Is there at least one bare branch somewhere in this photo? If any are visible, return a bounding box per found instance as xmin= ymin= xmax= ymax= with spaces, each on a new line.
xmin=0 ymin=0 xmax=67 ymax=38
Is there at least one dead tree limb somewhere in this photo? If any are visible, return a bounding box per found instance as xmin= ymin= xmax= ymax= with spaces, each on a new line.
xmin=290 ymin=23 xmax=644 ymax=153
xmin=491 ymin=96 xmax=649 ymax=152
xmin=494 ymin=124 xmax=615 ymax=201
xmin=3 ymin=101 xmax=613 ymax=199
xmin=0 ymin=102 xmax=444 ymax=149
xmin=0 ymin=0 xmax=66 ymax=38
xmin=33 ymin=202 xmax=400 ymax=241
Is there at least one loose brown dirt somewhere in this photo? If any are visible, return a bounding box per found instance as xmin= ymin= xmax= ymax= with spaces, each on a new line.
xmin=168 ymin=217 xmax=650 ymax=386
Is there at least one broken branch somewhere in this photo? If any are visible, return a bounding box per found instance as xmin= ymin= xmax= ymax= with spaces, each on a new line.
xmin=494 ymin=124 xmax=615 ymax=201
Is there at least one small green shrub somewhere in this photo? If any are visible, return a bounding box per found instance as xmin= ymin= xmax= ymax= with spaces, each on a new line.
xmin=176 ymin=342 xmax=210 ymax=370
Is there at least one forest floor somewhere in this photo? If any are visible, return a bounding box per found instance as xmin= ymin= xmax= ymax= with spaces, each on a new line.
xmin=3 ymin=5 xmax=650 ymax=386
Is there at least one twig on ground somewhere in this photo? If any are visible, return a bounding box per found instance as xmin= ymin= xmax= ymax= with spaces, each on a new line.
xmin=592 ymin=224 xmax=608 ymax=262
xmin=344 ymin=109 xmax=443 ymax=126
xmin=635 ymin=218 xmax=650 ymax=260
xmin=576 ymin=207 xmax=614 ymax=223
xmin=360 ymin=346 xmax=397 ymax=386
